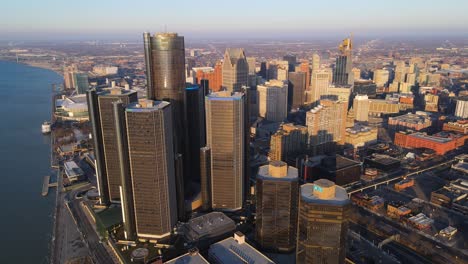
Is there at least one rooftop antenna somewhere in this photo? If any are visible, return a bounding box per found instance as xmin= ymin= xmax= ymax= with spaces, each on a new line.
xmin=165 ymin=24 xmax=167 ymax=33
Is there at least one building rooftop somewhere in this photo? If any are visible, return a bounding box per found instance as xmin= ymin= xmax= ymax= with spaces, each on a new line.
xmin=300 ymin=180 xmax=350 ymax=206
xmin=164 ymin=250 xmax=209 ymax=264
xmin=257 ymin=161 xmax=298 ymax=181
xmin=209 ymin=232 xmax=274 ymax=264
xmin=64 ymin=161 xmax=84 ymax=178
xmin=207 ymin=91 xmax=244 ymax=100
xmin=389 ymin=112 xmax=433 ymax=125
xmin=125 ymin=100 xmax=170 ymax=112
xmin=183 ymin=212 xmax=236 ymax=243
xmin=366 ymin=154 xmax=400 ymax=165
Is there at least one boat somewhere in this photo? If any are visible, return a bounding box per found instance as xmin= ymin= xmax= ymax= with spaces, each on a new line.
xmin=42 ymin=121 xmax=51 ymax=134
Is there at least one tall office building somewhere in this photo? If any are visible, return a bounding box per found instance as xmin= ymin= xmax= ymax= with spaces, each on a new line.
xmin=306 ymin=99 xmax=347 ymax=154
xmin=247 ymin=57 xmax=256 ymax=75
xmin=257 ymin=80 xmax=288 ymax=122
xmin=194 ymin=62 xmax=223 ymax=92
xmin=64 ymin=65 xmax=77 ymax=89
xmin=87 ymin=88 xmax=138 ymax=203
xmin=296 ymin=179 xmax=350 ymax=264
xmin=373 ymin=69 xmax=389 ymax=87
xmin=308 ymin=70 xmax=331 ymax=105
xmin=283 ymin=54 xmax=297 ymax=72
xmin=259 ymin=62 xmax=268 ymax=80
xmin=353 ymin=95 xmax=370 ymax=122
xmin=269 ymin=123 xmax=308 ymax=163
xmin=288 ymin=71 xmax=306 ymax=109
xmin=124 ymin=100 xmax=178 ymax=239
xmin=205 ymin=91 xmax=245 ymax=211
xmin=113 ymin=101 xmax=136 ymax=240
xmin=333 ymin=37 xmax=353 ymax=86
xmin=256 ymin=161 xmax=299 ymax=252
xmin=73 ymin=72 xmax=89 ymax=94
xmin=222 ymin=48 xmax=249 ymax=92
xmin=183 ymin=85 xmax=206 ymax=186
xmin=299 ymin=61 xmax=311 ymax=88
xmin=143 ymin=32 xmax=186 ymax=219
xmin=311 ymin=53 xmax=320 ymax=72
xmin=352 ymin=67 xmax=361 ymax=80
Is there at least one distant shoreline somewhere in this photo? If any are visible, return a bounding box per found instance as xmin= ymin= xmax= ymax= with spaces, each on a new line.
xmin=0 ymin=59 xmax=63 ymax=76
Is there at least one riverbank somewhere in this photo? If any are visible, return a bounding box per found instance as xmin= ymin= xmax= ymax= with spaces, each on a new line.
xmin=0 ymin=58 xmax=63 ymax=76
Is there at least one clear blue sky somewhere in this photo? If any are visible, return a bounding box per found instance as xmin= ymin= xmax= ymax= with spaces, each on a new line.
xmin=2 ymin=0 xmax=467 ymax=40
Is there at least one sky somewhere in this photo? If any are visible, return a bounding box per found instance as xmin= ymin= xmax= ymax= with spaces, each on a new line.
xmin=1 ymin=0 xmax=468 ymax=41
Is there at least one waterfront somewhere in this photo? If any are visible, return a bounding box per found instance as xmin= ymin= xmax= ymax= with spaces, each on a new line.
xmin=0 ymin=61 xmax=62 ymax=263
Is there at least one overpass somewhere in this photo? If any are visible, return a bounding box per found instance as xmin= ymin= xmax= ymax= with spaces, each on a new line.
xmin=347 ymin=159 xmax=455 ymax=196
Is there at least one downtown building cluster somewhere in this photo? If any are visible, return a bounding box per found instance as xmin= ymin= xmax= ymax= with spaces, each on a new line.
xmin=85 ymin=32 xmax=354 ymax=264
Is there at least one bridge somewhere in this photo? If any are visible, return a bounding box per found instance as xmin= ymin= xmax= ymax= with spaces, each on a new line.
xmin=347 ymin=159 xmax=456 ymax=196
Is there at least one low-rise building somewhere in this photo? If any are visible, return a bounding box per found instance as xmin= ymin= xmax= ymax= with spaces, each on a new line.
xmin=394 ymin=131 xmax=468 ymax=155
xmin=443 ymin=120 xmax=468 ymax=134
xmin=388 ymin=112 xmax=434 ymax=131
xmin=364 ymin=154 xmax=401 ymax=171
xmin=407 ymin=213 xmax=433 ymax=230
xmin=208 ymin=232 xmax=274 ymax=264
xmin=182 ymin=212 xmax=236 ymax=249
xmin=55 ymin=94 xmax=89 ymax=121
xmin=164 ymin=249 xmax=209 ymax=264
xmin=345 ymin=124 xmax=378 ymax=148
xmin=64 ymin=161 xmax=85 ymax=182
xmin=431 ymin=186 xmax=467 ymax=207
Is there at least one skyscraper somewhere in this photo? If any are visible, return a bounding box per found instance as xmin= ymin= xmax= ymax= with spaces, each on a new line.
xmin=124 ymin=100 xmax=178 ymax=239
xmin=64 ymin=65 xmax=77 ymax=89
xmin=373 ymin=69 xmax=390 ymax=87
xmin=194 ymin=62 xmax=223 ymax=92
xmin=269 ymin=123 xmax=308 ymax=163
xmin=306 ymin=99 xmax=348 ymax=154
xmin=288 ymin=71 xmax=306 ymax=109
xmin=73 ymin=72 xmax=89 ymax=94
xmin=308 ymin=70 xmax=331 ymax=105
xmin=333 ymin=37 xmax=353 ymax=86
xmin=257 ymin=80 xmax=288 ymax=122
xmin=256 ymin=161 xmax=299 ymax=252
xmin=113 ymin=101 xmax=136 ymax=240
xmin=353 ymin=95 xmax=370 ymax=122
xmin=87 ymin=88 xmax=138 ymax=203
xmin=311 ymin=53 xmax=320 ymax=72
xmin=205 ymin=91 xmax=245 ymax=211
xmin=183 ymin=85 xmax=206 ymax=187
xmin=222 ymin=48 xmax=249 ymax=92
xmin=143 ymin=32 xmax=186 ymax=219
xmin=296 ymin=179 xmax=350 ymax=264
xmin=283 ymin=54 xmax=297 ymax=72
xmin=455 ymin=97 xmax=468 ymax=118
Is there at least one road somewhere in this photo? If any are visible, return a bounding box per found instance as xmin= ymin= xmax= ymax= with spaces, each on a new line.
xmin=66 ymin=186 xmax=116 ymax=264
xmin=349 ymin=221 xmax=432 ymax=264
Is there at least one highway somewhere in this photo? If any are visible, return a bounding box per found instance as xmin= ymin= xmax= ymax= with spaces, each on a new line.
xmin=347 ymin=159 xmax=456 ymax=195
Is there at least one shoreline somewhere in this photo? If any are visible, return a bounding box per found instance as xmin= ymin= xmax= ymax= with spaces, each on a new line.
xmin=0 ymin=59 xmax=63 ymax=76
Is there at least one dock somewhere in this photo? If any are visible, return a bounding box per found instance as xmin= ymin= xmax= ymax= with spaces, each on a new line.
xmin=42 ymin=176 xmax=51 ymax=196
xmin=42 ymin=175 xmax=58 ymax=196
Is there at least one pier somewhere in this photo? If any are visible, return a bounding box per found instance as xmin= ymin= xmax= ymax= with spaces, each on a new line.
xmin=42 ymin=175 xmax=57 ymax=196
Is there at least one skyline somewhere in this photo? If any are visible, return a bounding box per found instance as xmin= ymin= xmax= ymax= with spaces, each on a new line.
xmin=2 ymin=0 xmax=468 ymax=41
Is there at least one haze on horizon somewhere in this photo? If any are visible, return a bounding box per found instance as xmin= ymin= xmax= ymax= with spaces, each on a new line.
xmin=2 ymin=0 xmax=468 ymax=41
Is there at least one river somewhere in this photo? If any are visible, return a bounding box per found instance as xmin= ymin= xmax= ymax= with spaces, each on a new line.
xmin=0 ymin=60 xmax=62 ymax=263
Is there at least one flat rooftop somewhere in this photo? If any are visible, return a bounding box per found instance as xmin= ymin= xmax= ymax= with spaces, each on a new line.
xmin=184 ymin=212 xmax=236 ymax=242
xmin=207 ymin=91 xmax=244 ymax=100
xmin=257 ymin=163 xmax=298 ymax=181
xmin=164 ymin=251 xmax=209 ymax=264
xmin=125 ymin=100 xmax=170 ymax=112
xmin=300 ymin=183 xmax=349 ymax=206
xmin=209 ymin=233 xmax=274 ymax=264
